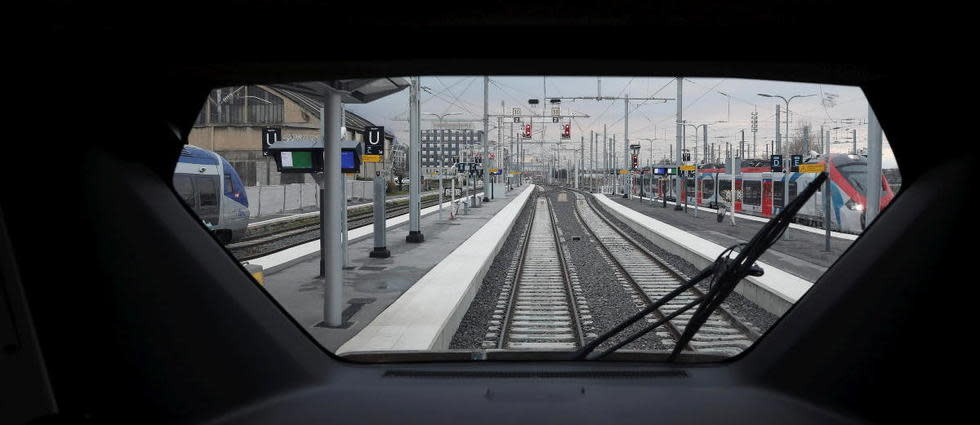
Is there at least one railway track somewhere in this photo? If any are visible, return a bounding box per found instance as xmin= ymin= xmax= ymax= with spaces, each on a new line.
xmin=483 ymin=195 xmax=591 ymax=350
xmin=572 ymin=190 xmax=759 ymax=356
xmin=228 ymin=197 xmax=440 ymax=261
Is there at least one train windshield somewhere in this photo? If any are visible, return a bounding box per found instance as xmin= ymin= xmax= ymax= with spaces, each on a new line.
xmin=170 ymin=77 xmax=901 ymax=363
xmin=837 ymin=162 xmax=880 ymax=194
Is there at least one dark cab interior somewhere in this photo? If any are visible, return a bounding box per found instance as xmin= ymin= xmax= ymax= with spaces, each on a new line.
xmin=3 ymin=1 xmax=962 ymax=424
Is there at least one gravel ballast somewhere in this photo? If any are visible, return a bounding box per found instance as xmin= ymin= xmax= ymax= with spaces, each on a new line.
xmin=450 ymin=184 xmax=781 ymax=353
xmin=449 ymin=189 xmax=539 ymax=349
xmin=583 ymin=190 xmax=779 ymax=333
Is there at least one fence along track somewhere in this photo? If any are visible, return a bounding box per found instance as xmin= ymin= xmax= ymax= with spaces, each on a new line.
xmin=230 ymin=198 xmax=438 ymax=261
xmin=573 ymin=191 xmax=758 ymax=356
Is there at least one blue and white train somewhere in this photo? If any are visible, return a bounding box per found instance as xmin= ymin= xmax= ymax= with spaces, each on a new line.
xmin=173 ymin=145 xmax=250 ymax=243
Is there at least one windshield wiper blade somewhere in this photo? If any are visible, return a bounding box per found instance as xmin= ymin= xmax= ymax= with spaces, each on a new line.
xmin=574 ymin=171 xmax=828 ymax=361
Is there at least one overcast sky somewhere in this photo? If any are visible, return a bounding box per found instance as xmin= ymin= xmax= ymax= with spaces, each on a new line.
xmin=345 ymin=76 xmax=897 ymax=169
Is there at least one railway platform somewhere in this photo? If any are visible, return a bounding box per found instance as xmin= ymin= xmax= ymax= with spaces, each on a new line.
xmin=593 ymin=192 xmax=855 ymax=315
xmin=259 ymin=184 xmax=532 ymax=353
xmin=603 ymin=193 xmax=854 ymax=280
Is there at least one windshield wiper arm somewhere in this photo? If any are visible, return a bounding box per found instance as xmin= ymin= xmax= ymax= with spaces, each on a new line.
xmin=574 ymin=171 xmax=828 ymax=361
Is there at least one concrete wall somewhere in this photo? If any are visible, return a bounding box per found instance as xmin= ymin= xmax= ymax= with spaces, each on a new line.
xmin=246 ymin=183 xmax=320 ymax=217
xmin=245 ymin=180 xmax=377 ymax=218
xmin=346 ymin=180 xmax=373 ymax=201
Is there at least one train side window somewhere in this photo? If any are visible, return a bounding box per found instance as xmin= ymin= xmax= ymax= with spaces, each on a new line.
xmin=173 ymin=174 xmax=195 ymax=207
xmin=742 ymin=181 xmax=761 ymax=206
xmin=224 ymin=175 xmax=233 ymax=196
xmin=789 ymin=182 xmax=798 ymax=200
xmin=197 ymin=176 xmax=218 ymax=207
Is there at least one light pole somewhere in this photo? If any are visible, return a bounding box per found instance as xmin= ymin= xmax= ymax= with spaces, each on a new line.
xmin=684 ymin=121 xmax=724 ymax=216
xmin=758 ymin=92 xmax=815 ymax=223
xmin=757 ymin=93 xmax=816 ymax=155
xmin=635 ymin=137 xmax=659 ymax=199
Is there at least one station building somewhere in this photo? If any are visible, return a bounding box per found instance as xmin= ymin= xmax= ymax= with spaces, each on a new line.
xmin=188 ymin=84 xmax=396 ymax=186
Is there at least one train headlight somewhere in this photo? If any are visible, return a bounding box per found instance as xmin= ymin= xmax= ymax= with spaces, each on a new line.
xmin=846 ymin=199 xmax=864 ymax=211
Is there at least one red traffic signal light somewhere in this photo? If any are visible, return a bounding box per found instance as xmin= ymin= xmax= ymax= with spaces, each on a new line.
xmin=631 ymin=154 xmax=639 ymax=169
xmin=562 ymin=123 xmax=571 ymax=138
xmin=523 ymin=124 xmax=532 ymax=138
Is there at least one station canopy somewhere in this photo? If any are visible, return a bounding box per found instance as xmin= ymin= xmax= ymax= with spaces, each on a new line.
xmin=275 ymin=78 xmax=410 ymax=104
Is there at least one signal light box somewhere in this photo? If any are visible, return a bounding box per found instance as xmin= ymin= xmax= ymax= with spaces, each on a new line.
xmin=268 ymin=139 xmax=362 ymax=174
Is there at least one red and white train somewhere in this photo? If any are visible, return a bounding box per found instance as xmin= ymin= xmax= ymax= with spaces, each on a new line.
xmin=640 ymin=153 xmax=895 ymax=234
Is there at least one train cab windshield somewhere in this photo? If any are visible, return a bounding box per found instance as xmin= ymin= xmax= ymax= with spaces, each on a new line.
xmin=170 ymin=77 xmax=902 ymax=363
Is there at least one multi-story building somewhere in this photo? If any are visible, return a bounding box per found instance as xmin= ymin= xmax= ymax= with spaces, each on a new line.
xmin=420 ymin=129 xmax=484 ymax=176
xmin=188 ymin=84 xmax=395 ymax=186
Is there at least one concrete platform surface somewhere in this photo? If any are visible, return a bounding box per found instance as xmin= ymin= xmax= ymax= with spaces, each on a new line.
xmin=247 ymin=191 xmax=486 ymax=274
xmin=337 ymin=184 xmax=536 ymax=355
xmin=260 ymin=184 xmax=529 ymax=353
xmin=620 ymin=192 xmax=858 ymax=240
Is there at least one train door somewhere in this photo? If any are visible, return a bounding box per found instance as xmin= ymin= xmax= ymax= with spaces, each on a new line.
xmin=734 ymin=178 xmax=743 ymax=212
xmin=761 ymin=177 xmax=773 ymax=217
xmin=713 ymin=174 xmax=720 ymax=207
xmin=696 ymin=177 xmax=702 ymax=205
xmin=194 ymin=175 xmax=221 ymax=226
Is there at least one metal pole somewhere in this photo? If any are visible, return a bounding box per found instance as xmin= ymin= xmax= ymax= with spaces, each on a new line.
xmin=775 ymin=104 xmax=781 ymax=156
xmin=824 ymin=130 xmax=832 ymax=251
xmin=321 ymin=89 xmax=343 ymax=327
xmin=438 ymin=150 xmax=444 ymax=220
xmin=697 ymin=125 xmax=707 ymax=217
xmin=340 ymin=104 xmax=350 ymax=268
xmin=866 ymin=105 xmax=883 ymax=224
xmin=510 ymin=121 xmax=514 ymax=189
xmin=740 ymin=130 xmax=745 ymax=159
xmin=603 ymin=124 xmax=608 ymax=194
xmin=575 ymin=134 xmax=585 ymax=189
xmin=730 ymin=156 xmax=738 ymax=226
xmin=675 ymin=77 xmax=683 ymax=210
xmin=590 ymin=130 xmax=595 ymax=192
xmin=497 ymin=112 xmax=502 ymax=197
xmin=574 ymin=147 xmax=579 ymax=189
xmin=852 ymin=128 xmax=857 ymax=155
xmin=785 ymin=98 xmax=791 ymax=156
xmin=803 ymin=126 xmax=809 ymax=154
xmin=650 ymin=140 xmax=655 ymax=205
xmin=370 ymin=170 xmax=390 ymax=258
xmin=612 ymin=134 xmax=618 ymax=194
xmin=482 ymin=76 xmax=490 ymax=202
xmin=406 ymin=77 xmax=424 ymax=243
xmin=520 ymin=125 xmax=524 ymax=181
xmin=623 ymin=98 xmax=630 ymax=198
